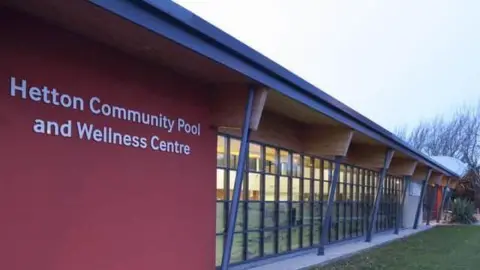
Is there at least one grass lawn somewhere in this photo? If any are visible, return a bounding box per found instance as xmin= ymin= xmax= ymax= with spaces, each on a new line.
xmin=313 ymin=226 xmax=480 ymax=270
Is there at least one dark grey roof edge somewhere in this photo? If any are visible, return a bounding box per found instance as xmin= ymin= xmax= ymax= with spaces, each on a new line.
xmin=90 ymin=0 xmax=459 ymax=178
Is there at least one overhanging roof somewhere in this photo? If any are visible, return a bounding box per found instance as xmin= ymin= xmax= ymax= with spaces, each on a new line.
xmin=80 ymin=0 xmax=458 ymax=177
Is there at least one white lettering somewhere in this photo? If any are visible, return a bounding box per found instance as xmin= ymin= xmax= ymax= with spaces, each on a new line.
xmin=32 ymin=119 xmax=71 ymax=137
xmin=29 ymin=87 xmax=42 ymax=101
xmin=89 ymin=97 xmax=101 ymax=115
xmin=150 ymin=135 xmax=191 ymax=155
xmin=10 ymin=77 xmax=27 ymax=99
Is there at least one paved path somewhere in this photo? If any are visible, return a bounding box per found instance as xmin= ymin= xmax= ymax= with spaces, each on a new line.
xmin=232 ymin=224 xmax=436 ymax=270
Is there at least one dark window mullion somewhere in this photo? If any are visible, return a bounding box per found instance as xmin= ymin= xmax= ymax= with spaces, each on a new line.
xmin=299 ymin=155 xmax=304 ymax=248
xmin=243 ymin=145 xmax=249 ymax=261
xmin=259 ymin=146 xmax=266 ymax=257
xmin=287 ymin=151 xmax=292 ymax=251
xmin=274 ymin=150 xmax=280 ymax=254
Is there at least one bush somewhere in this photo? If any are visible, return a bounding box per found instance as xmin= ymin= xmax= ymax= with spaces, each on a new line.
xmin=451 ymin=198 xmax=477 ymax=224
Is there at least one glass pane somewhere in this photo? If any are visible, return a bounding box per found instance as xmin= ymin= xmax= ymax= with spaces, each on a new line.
xmin=217 ymin=169 xmax=226 ymax=200
xmin=279 ymin=176 xmax=288 ymax=201
xmin=264 ymin=230 xmax=276 ymax=255
xmin=229 ymin=202 xmax=243 ymax=232
xmin=291 ymin=227 xmax=301 ymax=250
xmin=323 ymin=181 xmax=331 ymax=202
xmin=229 ymin=138 xmax=240 ymax=169
xmin=292 ymin=153 xmax=301 ymax=177
xmin=278 ymin=202 xmax=289 ymax=227
xmin=292 ymin=178 xmax=301 ymax=201
xmin=231 ymin=233 xmax=244 ymax=263
xmin=313 ymin=220 xmax=321 ymax=244
xmin=216 ymin=235 xmax=224 ymax=266
xmin=247 ymin=232 xmax=261 ymax=260
xmin=280 ymin=150 xmax=290 ymax=176
xmin=248 ymin=173 xmax=261 ymax=201
xmin=265 ymin=147 xmax=277 ymax=174
xmin=292 ymin=203 xmax=302 ymax=226
xmin=248 ymin=202 xmax=261 ymax=230
xmin=216 ymin=202 xmax=225 ymax=234
xmin=249 ymin=143 xmax=262 ymax=172
xmin=265 ymin=175 xmax=276 ymax=201
xmin=314 ymin=159 xmax=321 ymax=180
xmin=264 ymin=202 xmax=276 ymax=228
xmin=314 ymin=180 xmax=321 ymax=201
xmin=303 ymin=179 xmax=311 ymax=201
xmin=304 ymin=156 xmax=312 ymax=179
xmin=229 ymin=170 xmax=246 ymax=200
xmin=303 ymin=226 xmax=312 ymax=247
xmin=303 ymin=203 xmax=312 ymax=224
xmin=217 ymin=135 xmax=226 ymax=167
xmin=278 ymin=229 xmax=288 ymax=253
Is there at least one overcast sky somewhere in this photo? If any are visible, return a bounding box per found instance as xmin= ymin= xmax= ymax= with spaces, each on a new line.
xmin=174 ymin=0 xmax=480 ymax=132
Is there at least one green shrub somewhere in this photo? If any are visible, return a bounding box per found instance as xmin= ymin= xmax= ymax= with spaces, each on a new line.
xmin=451 ymin=198 xmax=477 ymax=224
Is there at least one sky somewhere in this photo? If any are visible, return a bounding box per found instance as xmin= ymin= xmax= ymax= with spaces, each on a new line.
xmin=174 ymin=0 xmax=480 ymax=132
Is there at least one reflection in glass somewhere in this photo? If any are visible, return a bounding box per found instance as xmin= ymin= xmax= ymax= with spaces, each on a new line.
xmin=280 ymin=150 xmax=290 ymax=176
xmin=249 ymin=143 xmax=262 ymax=172
xmin=217 ymin=135 xmax=226 ymax=167
xmin=215 ymin=135 xmax=400 ymax=264
xmin=229 ymin=138 xmax=240 ymax=169
xmin=292 ymin=178 xmax=301 ymax=201
xmin=248 ymin=173 xmax=261 ymax=201
xmin=303 ymin=179 xmax=311 ymax=201
xmin=304 ymin=156 xmax=312 ymax=179
xmin=264 ymin=202 xmax=276 ymax=228
xmin=279 ymin=177 xmax=288 ymax=201
xmin=264 ymin=230 xmax=275 ymax=255
xmin=291 ymin=226 xmax=301 ymax=250
xmin=265 ymin=147 xmax=277 ymax=174
xmin=278 ymin=229 xmax=288 ymax=253
xmin=217 ymin=169 xmax=226 ymax=200
xmin=216 ymin=202 xmax=225 ymax=233
xmin=231 ymin=233 xmax=244 ymax=263
xmin=247 ymin=232 xmax=261 ymax=259
xmin=216 ymin=235 xmax=223 ymax=266
xmin=248 ymin=202 xmax=261 ymax=230
xmin=265 ymin=175 xmax=276 ymax=201
xmin=293 ymin=153 xmax=301 ymax=177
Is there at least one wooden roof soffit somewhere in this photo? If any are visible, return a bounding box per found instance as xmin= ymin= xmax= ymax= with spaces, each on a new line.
xmin=301 ymin=126 xmax=354 ymax=157
xmin=428 ymin=172 xmax=443 ymax=186
xmin=211 ymin=86 xmax=268 ymax=131
xmin=345 ymin=144 xmax=395 ymax=170
xmin=388 ymin=159 xmax=417 ymax=176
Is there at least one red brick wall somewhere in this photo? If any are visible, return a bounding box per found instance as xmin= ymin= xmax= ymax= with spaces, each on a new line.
xmin=0 ymin=9 xmax=216 ymax=270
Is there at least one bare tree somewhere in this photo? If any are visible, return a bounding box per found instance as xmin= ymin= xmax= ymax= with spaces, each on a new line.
xmin=395 ymin=102 xmax=480 ymax=186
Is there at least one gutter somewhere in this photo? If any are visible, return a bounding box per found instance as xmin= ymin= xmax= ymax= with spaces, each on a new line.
xmin=89 ymin=0 xmax=459 ymax=178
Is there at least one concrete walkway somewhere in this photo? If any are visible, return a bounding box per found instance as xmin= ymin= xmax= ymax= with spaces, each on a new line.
xmin=232 ymin=223 xmax=437 ymax=270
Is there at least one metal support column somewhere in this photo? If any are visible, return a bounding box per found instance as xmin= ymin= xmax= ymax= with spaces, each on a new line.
xmin=395 ymin=176 xmax=410 ymax=234
xmin=317 ymin=156 xmax=342 ymax=255
xmin=366 ymin=149 xmax=394 ymax=242
xmin=426 ymin=184 xmax=438 ymax=225
xmin=413 ymin=169 xmax=432 ymax=229
xmin=436 ymin=186 xmax=447 ymax=223
xmin=220 ymin=87 xmax=255 ymax=270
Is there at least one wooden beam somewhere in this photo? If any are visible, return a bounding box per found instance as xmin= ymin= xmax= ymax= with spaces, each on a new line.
xmin=388 ymin=158 xmax=417 ymax=176
xmin=250 ymin=88 xmax=268 ymax=131
xmin=428 ymin=172 xmax=443 ymax=185
xmin=412 ymin=165 xmax=430 ymax=181
xmin=302 ymin=126 xmax=354 ymax=157
xmin=345 ymin=144 xmax=391 ymax=169
xmin=448 ymin=178 xmax=458 ymax=189
xmin=219 ymin=111 xmax=303 ymax=151
xmin=439 ymin=175 xmax=449 ymax=187
xmin=211 ymin=86 xmax=268 ymax=130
